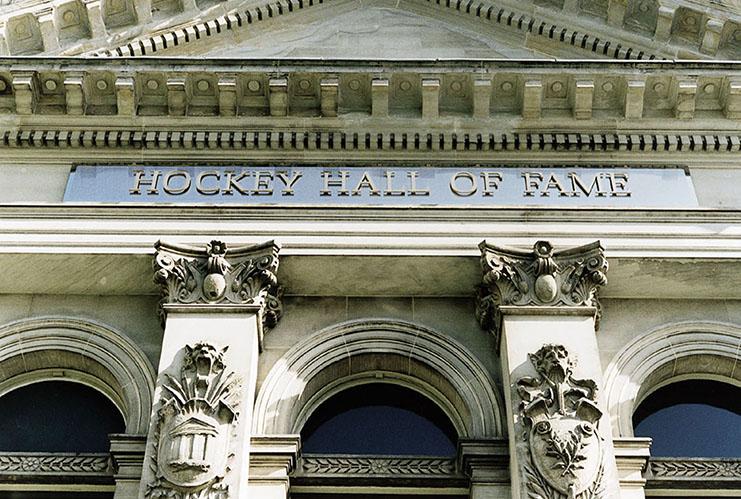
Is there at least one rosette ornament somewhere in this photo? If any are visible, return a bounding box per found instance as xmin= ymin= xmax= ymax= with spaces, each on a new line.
xmin=476 ymin=240 xmax=608 ymax=344
xmin=153 ymin=240 xmax=283 ymax=335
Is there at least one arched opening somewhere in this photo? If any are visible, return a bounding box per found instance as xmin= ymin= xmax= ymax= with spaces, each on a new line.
xmin=254 ymin=319 xmax=502 ymax=438
xmin=633 ymin=380 xmax=741 ymax=457
xmin=0 ymin=380 xmax=125 ymax=453
xmin=301 ymin=383 xmax=458 ymax=456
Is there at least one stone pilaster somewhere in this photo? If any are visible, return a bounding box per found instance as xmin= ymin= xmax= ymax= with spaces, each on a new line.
xmin=248 ymin=435 xmax=301 ymax=499
xmin=477 ymin=241 xmax=622 ymax=499
xmin=458 ymin=439 xmax=510 ymax=499
xmin=140 ymin=240 xmax=282 ymax=499
xmin=110 ymin=434 xmax=147 ymax=499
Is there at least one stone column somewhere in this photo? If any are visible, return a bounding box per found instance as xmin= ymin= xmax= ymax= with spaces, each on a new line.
xmin=476 ymin=240 xmax=621 ymax=499
xmin=140 ymin=240 xmax=283 ymax=499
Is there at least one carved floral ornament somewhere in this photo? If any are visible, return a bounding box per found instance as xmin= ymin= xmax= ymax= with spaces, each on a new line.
xmin=147 ymin=342 xmax=240 ymax=499
xmin=518 ymin=344 xmax=604 ymax=499
xmin=476 ymin=240 xmax=608 ymax=343
xmin=153 ymin=240 xmax=283 ymax=331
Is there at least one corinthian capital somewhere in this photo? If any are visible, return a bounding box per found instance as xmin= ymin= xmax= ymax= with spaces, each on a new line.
xmin=153 ymin=240 xmax=283 ymax=332
xmin=476 ymin=240 xmax=608 ymax=342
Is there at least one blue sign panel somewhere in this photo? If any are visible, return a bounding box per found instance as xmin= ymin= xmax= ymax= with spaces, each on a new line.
xmin=63 ymin=165 xmax=698 ymax=208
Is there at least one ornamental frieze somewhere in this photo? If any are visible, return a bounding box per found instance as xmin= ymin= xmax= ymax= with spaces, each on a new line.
xmin=518 ymin=344 xmax=605 ymax=499
xmin=153 ymin=239 xmax=282 ymax=329
xmin=146 ymin=342 xmax=240 ymax=499
xmin=300 ymin=456 xmax=457 ymax=476
xmin=476 ymin=240 xmax=607 ymax=343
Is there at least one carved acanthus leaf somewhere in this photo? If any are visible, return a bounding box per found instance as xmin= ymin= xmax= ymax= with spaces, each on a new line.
xmin=153 ymin=240 xmax=283 ymax=330
xmin=476 ymin=240 xmax=608 ymax=342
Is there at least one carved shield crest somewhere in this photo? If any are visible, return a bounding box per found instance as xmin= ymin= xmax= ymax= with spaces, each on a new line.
xmin=147 ymin=343 xmax=240 ymax=499
xmin=529 ymin=418 xmax=602 ymax=496
xmin=517 ymin=345 xmax=605 ymax=499
xmin=157 ymin=407 xmax=231 ymax=488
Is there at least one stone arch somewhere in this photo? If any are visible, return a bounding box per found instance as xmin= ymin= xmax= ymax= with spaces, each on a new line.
xmin=603 ymin=321 xmax=741 ymax=437
xmin=0 ymin=316 xmax=156 ymax=435
xmin=254 ymin=318 xmax=503 ymax=438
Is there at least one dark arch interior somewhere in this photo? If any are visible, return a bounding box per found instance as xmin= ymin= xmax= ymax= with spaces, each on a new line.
xmin=633 ymin=379 xmax=741 ymax=458
xmin=301 ymin=383 xmax=458 ymax=456
xmin=0 ymin=380 xmax=125 ymax=453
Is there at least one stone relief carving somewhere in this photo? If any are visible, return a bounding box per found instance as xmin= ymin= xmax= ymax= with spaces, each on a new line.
xmin=476 ymin=240 xmax=607 ymax=343
xmin=649 ymin=459 xmax=741 ymax=478
xmin=517 ymin=344 xmax=604 ymax=499
xmin=0 ymin=454 xmax=110 ymax=473
xmin=146 ymin=342 xmax=240 ymax=499
xmin=153 ymin=240 xmax=282 ymax=329
xmin=300 ymin=456 xmax=457 ymax=476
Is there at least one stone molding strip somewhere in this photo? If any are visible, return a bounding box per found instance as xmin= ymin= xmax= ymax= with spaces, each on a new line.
xmin=0 ymin=453 xmax=111 ymax=475
xmin=648 ymin=458 xmax=741 ymax=480
xmin=298 ymin=455 xmax=459 ymax=476
xmin=3 ymin=130 xmax=741 ymax=153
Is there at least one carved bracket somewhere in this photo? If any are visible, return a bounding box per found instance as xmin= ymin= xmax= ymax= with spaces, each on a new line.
xmin=153 ymin=239 xmax=283 ymax=334
xmin=518 ymin=344 xmax=605 ymax=499
xmin=476 ymin=240 xmax=607 ymax=344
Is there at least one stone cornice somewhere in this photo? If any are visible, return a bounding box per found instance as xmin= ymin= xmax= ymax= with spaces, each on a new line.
xmin=0 ymin=59 xmax=738 ymax=128
xmin=476 ymin=240 xmax=607 ymax=344
xmin=153 ymin=239 xmax=283 ymax=336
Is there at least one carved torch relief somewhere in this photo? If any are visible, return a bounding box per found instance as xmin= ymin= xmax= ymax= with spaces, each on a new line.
xmin=518 ymin=345 xmax=604 ymax=499
xmin=147 ymin=342 xmax=241 ymax=499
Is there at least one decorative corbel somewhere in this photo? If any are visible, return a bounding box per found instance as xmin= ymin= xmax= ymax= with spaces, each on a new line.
xmin=476 ymin=240 xmax=608 ymax=346
xmin=153 ymin=240 xmax=283 ymax=344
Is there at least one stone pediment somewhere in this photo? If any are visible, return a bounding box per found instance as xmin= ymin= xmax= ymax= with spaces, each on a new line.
xmin=146 ymin=1 xmax=549 ymax=58
xmin=0 ymin=0 xmax=739 ymax=59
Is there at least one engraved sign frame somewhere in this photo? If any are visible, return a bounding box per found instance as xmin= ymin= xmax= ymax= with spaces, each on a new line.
xmin=64 ymin=165 xmax=698 ymax=208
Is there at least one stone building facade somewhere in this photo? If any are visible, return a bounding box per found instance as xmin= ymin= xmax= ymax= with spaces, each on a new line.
xmin=0 ymin=0 xmax=739 ymax=498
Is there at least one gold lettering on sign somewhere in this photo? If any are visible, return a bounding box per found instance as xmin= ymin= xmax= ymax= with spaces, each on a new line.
xmin=196 ymin=171 xmax=220 ymax=195
xmin=163 ymin=171 xmax=191 ymax=195
xmin=252 ymin=171 xmax=274 ymax=195
xmin=352 ymin=172 xmax=381 ymax=196
xmin=407 ymin=171 xmax=430 ymax=196
xmin=605 ymin=172 xmax=631 ymax=197
xmin=276 ymin=171 xmax=303 ymax=196
xmin=522 ymin=172 xmax=543 ymax=197
xmin=540 ymin=173 xmax=569 ymax=197
xmin=130 ymin=169 xmax=162 ymax=195
xmin=384 ymin=171 xmax=405 ymax=196
xmin=481 ymin=172 xmax=503 ymax=196
xmin=568 ymin=172 xmax=607 ymax=197
xmin=222 ymin=171 xmax=249 ymax=195
xmin=523 ymin=171 xmax=631 ymax=198
xmin=450 ymin=171 xmax=477 ymax=197
xmin=320 ymin=171 xmax=350 ymax=196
